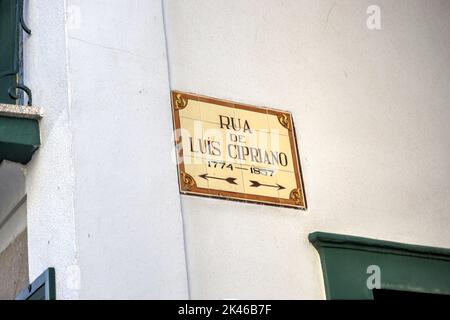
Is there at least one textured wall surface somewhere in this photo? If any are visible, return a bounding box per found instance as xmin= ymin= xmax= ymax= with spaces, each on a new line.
xmin=64 ymin=0 xmax=188 ymax=299
xmin=25 ymin=0 xmax=189 ymax=299
xmin=0 ymin=161 xmax=26 ymax=254
xmin=0 ymin=161 xmax=27 ymax=300
xmin=0 ymin=230 xmax=28 ymax=300
xmin=24 ymin=0 xmax=80 ymax=300
xmin=164 ymin=0 xmax=450 ymax=299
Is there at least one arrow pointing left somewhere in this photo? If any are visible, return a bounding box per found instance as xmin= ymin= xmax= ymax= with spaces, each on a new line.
xmin=199 ymin=173 xmax=238 ymax=185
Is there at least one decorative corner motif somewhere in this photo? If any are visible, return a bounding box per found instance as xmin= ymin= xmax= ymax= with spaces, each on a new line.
xmin=289 ymin=188 xmax=303 ymax=205
xmin=277 ymin=113 xmax=291 ymax=130
xmin=180 ymin=172 xmax=197 ymax=191
xmin=174 ymin=94 xmax=188 ymax=111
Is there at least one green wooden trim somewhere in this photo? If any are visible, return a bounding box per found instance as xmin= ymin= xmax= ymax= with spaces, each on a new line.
xmin=0 ymin=116 xmax=40 ymax=145
xmin=309 ymin=232 xmax=450 ymax=300
xmin=16 ymin=268 xmax=56 ymax=300
xmin=309 ymin=232 xmax=450 ymax=261
xmin=0 ymin=115 xmax=40 ymax=164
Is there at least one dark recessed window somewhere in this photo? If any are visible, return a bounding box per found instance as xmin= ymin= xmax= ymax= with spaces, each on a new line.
xmin=373 ymin=289 xmax=450 ymax=301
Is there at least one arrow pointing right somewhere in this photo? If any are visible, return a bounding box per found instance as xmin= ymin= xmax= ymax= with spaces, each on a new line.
xmin=249 ymin=180 xmax=285 ymax=190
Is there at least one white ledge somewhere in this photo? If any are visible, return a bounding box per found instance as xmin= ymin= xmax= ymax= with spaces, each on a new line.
xmin=0 ymin=103 xmax=43 ymax=120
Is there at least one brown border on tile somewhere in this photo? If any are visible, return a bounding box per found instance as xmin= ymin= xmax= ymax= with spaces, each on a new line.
xmin=171 ymin=90 xmax=307 ymax=210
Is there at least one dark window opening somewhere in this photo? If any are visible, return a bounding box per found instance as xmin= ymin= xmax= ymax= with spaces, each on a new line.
xmin=373 ymin=289 xmax=450 ymax=301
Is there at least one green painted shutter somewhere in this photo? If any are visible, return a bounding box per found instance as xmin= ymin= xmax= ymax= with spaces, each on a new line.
xmin=0 ymin=0 xmax=39 ymax=165
xmin=0 ymin=0 xmax=19 ymax=104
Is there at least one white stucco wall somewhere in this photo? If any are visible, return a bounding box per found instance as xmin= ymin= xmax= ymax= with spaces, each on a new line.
xmin=24 ymin=0 xmax=189 ymax=299
xmin=164 ymin=0 xmax=450 ymax=299
xmin=24 ymin=0 xmax=80 ymax=300
xmin=20 ymin=0 xmax=450 ymax=300
xmin=65 ymin=0 xmax=188 ymax=299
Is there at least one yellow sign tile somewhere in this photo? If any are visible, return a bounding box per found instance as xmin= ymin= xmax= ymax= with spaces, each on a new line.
xmin=199 ymin=100 xmax=236 ymax=125
xmin=178 ymin=98 xmax=202 ymax=121
xmin=171 ymin=90 xmax=306 ymax=210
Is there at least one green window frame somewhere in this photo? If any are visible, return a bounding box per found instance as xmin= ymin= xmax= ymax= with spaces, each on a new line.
xmin=309 ymin=232 xmax=450 ymax=300
xmin=15 ymin=268 xmax=56 ymax=300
